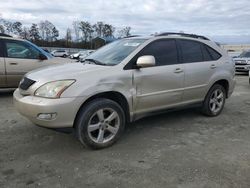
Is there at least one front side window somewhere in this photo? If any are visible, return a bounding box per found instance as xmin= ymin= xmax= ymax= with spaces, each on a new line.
xmin=138 ymin=39 xmax=178 ymax=66
xmin=5 ymin=40 xmax=40 ymax=59
xmin=179 ymin=40 xmax=203 ymax=63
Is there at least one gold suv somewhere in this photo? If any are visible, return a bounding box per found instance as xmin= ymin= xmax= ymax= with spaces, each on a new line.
xmin=14 ymin=33 xmax=236 ymax=149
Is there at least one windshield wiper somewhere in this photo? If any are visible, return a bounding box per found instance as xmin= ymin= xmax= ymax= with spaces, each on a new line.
xmin=84 ymin=58 xmax=107 ymax=66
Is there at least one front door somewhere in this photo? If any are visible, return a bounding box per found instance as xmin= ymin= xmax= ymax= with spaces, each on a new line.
xmin=133 ymin=39 xmax=184 ymax=114
xmin=3 ymin=39 xmax=45 ymax=87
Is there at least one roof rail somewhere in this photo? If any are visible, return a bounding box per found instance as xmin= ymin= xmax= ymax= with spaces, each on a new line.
xmin=123 ymin=35 xmax=141 ymax=38
xmin=155 ymin=32 xmax=209 ymax=40
xmin=0 ymin=33 xmax=12 ymax=37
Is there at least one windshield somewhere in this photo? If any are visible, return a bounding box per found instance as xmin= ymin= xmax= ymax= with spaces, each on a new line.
xmin=86 ymin=39 xmax=146 ymax=65
xmin=239 ymin=51 xmax=250 ymax=58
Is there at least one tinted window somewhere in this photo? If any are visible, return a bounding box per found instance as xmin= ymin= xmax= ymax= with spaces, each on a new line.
xmin=0 ymin=40 xmax=4 ymax=57
xmin=5 ymin=41 xmax=40 ymax=59
xmin=201 ymin=44 xmax=212 ymax=61
xmin=139 ymin=40 xmax=178 ymax=66
xmin=179 ymin=40 xmax=203 ymax=63
xmin=206 ymin=46 xmax=221 ymax=60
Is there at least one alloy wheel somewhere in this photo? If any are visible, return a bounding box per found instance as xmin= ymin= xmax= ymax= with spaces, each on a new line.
xmin=209 ymin=89 xmax=224 ymax=114
xmin=87 ymin=108 xmax=120 ymax=144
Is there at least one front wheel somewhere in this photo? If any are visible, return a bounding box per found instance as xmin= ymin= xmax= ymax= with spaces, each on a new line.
xmin=201 ymin=84 xmax=226 ymax=116
xmin=75 ymin=98 xmax=125 ymax=149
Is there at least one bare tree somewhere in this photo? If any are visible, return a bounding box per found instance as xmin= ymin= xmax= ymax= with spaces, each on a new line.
xmin=65 ymin=28 xmax=72 ymax=47
xmin=29 ymin=23 xmax=40 ymax=41
xmin=72 ymin=21 xmax=80 ymax=42
xmin=21 ymin=26 xmax=30 ymax=39
xmin=102 ymin=24 xmax=115 ymax=37
xmin=117 ymin=27 xmax=131 ymax=38
xmin=93 ymin=21 xmax=104 ymax=37
xmin=79 ymin=21 xmax=93 ymax=43
xmin=39 ymin=20 xmax=59 ymax=42
xmin=0 ymin=17 xmax=5 ymax=33
xmin=12 ymin=21 xmax=23 ymax=36
xmin=39 ymin=21 xmax=46 ymax=40
xmin=3 ymin=20 xmax=13 ymax=34
xmin=0 ymin=25 xmax=4 ymax=33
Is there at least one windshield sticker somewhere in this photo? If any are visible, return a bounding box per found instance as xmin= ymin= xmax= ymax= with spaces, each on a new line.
xmin=124 ymin=43 xmax=141 ymax=47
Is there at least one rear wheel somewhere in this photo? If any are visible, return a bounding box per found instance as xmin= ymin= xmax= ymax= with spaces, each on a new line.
xmin=75 ymin=98 xmax=125 ymax=149
xmin=201 ymin=84 xmax=226 ymax=116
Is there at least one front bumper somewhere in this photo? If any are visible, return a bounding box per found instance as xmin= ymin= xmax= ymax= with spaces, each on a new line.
xmin=13 ymin=89 xmax=84 ymax=128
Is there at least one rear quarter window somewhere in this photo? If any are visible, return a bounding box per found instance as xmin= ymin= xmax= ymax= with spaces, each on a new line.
xmin=206 ymin=46 xmax=221 ymax=60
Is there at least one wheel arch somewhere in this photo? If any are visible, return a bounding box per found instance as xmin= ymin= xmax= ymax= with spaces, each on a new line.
xmin=211 ymin=79 xmax=229 ymax=98
xmin=73 ymin=91 xmax=131 ymax=128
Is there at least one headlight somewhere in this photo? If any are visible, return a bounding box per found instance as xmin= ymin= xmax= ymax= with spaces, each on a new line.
xmin=35 ymin=80 xmax=75 ymax=98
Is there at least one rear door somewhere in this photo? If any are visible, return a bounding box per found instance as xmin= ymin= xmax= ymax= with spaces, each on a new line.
xmin=3 ymin=39 xmax=46 ymax=87
xmin=177 ymin=39 xmax=221 ymax=103
xmin=0 ymin=40 xmax=6 ymax=87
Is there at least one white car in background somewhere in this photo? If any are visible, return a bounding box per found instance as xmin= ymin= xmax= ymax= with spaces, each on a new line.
xmin=79 ymin=50 xmax=95 ymax=62
xmin=233 ymin=50 xmax=250 ymax=72
xmin=51 ymin=49 xmax=69 ymax=58
xmin=70 ymin=50 xmax=87 ymax=59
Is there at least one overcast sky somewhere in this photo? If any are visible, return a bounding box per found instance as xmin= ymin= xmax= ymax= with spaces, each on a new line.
xmin=1 ymin=0 xmax=250 ymax=43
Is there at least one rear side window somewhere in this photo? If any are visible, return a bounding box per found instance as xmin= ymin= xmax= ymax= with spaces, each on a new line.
xmin=179 ymin=39 xmax=221 ymax=63
xmin=179 ymin=40 xmax=203 ymax=63
xmin=139 ymin=39 xmax=178 ymax=66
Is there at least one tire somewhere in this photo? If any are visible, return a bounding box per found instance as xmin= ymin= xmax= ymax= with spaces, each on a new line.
xmin=75 ymin=98 xmax=125 ymax=149
xmin=63 ymin=54 xmax=67 ymax=58
xmin=201 ymin=84 xmax=226 ymax=116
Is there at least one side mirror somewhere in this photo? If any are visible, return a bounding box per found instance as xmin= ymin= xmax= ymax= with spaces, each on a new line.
xmin=38 ymin=53 xmax=48 ymax=60
xmin=136 ymin=55 xmax=155 ymax=68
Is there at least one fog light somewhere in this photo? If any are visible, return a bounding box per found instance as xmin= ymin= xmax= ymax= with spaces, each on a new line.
xmin=37 ymin=113 xmax=57 ymax=120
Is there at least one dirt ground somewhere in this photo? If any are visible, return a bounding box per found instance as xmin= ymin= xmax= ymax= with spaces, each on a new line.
xmin=0 ymin=75 xmax=250 ymax=188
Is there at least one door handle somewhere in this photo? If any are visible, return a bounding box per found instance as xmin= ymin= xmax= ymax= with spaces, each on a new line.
xmin=210 ymin=64 xmax=217 ymax=69
xmin=174 ymin=68 xmax=183 ymax=73
xmin=10 ymin=62 xmax=18 ymax=65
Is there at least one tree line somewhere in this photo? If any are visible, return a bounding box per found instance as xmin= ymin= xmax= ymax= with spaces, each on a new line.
xmin=0 ymin=18 xmax=131 ymax=49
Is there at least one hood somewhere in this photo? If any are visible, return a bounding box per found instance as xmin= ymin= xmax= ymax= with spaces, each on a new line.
xmin=26 ymin=63 xmax=107 ymax=82
xmin=47 ymin=57 xmax=76 ymax=64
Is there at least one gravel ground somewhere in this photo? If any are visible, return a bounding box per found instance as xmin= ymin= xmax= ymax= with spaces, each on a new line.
xmin=0 ymin=75 xmax=250 ymax=188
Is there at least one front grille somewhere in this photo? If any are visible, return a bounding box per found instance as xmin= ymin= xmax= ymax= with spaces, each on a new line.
xmin=19 ymin=77 xmax=36 ymax=90
xmin=236 ymin=67 xmax=245 ymax=69
xmin=235 ymin=60 xmax=247 ymax=65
